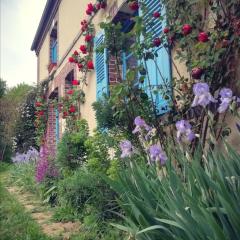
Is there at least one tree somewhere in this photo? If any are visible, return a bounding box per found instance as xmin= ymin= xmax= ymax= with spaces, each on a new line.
xmin=0 ymin=83 xmax=33 ymax=161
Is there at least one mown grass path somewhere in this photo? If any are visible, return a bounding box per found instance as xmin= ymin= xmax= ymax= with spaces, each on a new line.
xmin=0 ymin=165 xmax=80 ymax=240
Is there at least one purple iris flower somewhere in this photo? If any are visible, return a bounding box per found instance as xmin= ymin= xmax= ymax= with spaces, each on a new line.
xmin=218 ymin=88 xmax=233 ymax=113
xmin=192 ymin=83 xmax=216 ymax=107
xmin=120 ymin=140 xmax=133 ymax=158
xmin=12 ymin=147 xmax=39 ymax=164
xmin=149 ymin=144 xmax=167 ymax=165
xmin=176 ymin=120 xmax=195 ymax=143
xmin=132 ymin=116 xmax=151 ymax=134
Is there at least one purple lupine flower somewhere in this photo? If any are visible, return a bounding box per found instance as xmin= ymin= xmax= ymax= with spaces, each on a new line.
xmin=120 ymin=140 xmax=133 ymax=158
xmin=192 ymin=83 xmax=216 ymax=107
xmin=149 ymin=144 xmax=167 ymax=165
xmin=176 ymin=120 xmax=195 ymax=143
xmin=132 ymin=116 xmax=151 ymax=134
xmin=35 ymin=145 xmax=49 ymax=183
xmin=35 ymin=158 xmax=49 ymax=183
xmin=218 ymin=88 xmax=233 ymax=113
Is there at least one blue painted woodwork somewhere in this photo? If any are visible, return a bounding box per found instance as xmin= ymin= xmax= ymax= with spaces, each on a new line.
xmin=51 ymin=40 xmax=58 ymax=64
xmin=140 ymin=0 xmax=172 ymax=114
xmin=94 ymin=32 xmax=109 ymax=100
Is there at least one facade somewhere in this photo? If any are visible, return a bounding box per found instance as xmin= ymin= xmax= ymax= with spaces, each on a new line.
xmin=31 ymin=0 xmax=240 ymax=152
xmin=31 ymin=0 xmax=174 ymax=151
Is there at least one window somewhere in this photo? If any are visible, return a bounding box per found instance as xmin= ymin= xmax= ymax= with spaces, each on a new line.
xmin=50 ymin=23 xmax=58 ymax=64
xmin=65 ymin=70 xmax=74 ymax=92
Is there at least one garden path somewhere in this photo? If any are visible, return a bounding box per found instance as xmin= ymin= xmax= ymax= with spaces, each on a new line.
xmin=2 ymin=173 xmax=81 ymax=240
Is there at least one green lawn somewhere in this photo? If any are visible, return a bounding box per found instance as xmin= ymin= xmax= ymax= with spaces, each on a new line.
xmin=0 ymin=164 xmax=52 ymax=240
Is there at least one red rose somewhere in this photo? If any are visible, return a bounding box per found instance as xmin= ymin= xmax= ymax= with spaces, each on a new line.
xmin=86 ymin=9 xmax=92 ymax=15
xmin=38 ymin=111 xmax=44 ymax=116
xmin=72 ymin=80 xmax=80 ymax=85
xmin=163 ymin=27 xmax=170 ymax=34
xmin=96 ymin=3 xmax=101 ymax=9
xmin=191 ymin=67 xmax=203 ymax=79
xmin=81 ymin=26 xmax=87 ymax=32
xmin=101 ymin=2 xmax=107 ymax=9
xmin=73 ymin=50 xmax=79 ymax=56
xmin=68 ymin=57 xmax=75 ymax=63
xmin=168 ymin=36 xmax=174 ymax=44
xmin=87 ymin=3 xmax=94 ymax=12
xmin=129 ymin=1 xmax=139 ymax=11
xmin=35 ymin=102 xmax=42 ymax=107
xmin=87 ymin=60 xmax=94 ymax=70
xmin=80 ymin=45 xmax=87 ymax=54
xmin=63 ymin=111 xmax=68 ymax=118
xmin=78 ymin=63 xmax=83 ymax=69
xmin=198 ymin=32 xmax=209 ymax=42
xmin=81 ymin=20 xmax=87 ymax=26
xmin=69 ymin=105 xmax=76 ymax=113
xmin=153 ymin=12 xmax=160 ymax=18
xmin=85 ymin=34 xmax=93 ymax=42
xmin=182 ymin=24 xmax=192 ymax=35
xmin=153 ymin=37 xmax=161 ymax=47
xmin=67 ymin=89 xmax=74 ymax=95
xmin=58 ymin=103 xmax=63 ymax=111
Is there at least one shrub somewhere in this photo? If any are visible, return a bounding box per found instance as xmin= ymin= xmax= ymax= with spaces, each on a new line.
xmin=56 ymin=119 xmax=89 ymax=170
xmin=84 ymin=131 xmax=122 ymax=178
xmin=57 ymin=169 xmax=117 ymax=221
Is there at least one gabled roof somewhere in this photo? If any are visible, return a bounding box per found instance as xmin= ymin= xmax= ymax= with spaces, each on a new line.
xmin=31 ymin=0 xmax=60 ymax=54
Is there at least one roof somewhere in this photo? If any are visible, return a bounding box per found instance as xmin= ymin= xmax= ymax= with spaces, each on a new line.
xmin=31 ymin=0 xmax=59 ymax=53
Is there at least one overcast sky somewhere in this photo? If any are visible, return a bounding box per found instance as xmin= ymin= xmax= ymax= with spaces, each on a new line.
xmin=0 ymin=0 xmax=47 ymax=88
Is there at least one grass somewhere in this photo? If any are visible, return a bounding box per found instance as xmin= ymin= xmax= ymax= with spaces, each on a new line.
xmin=0 ymin=163 xmax=52 ymax=240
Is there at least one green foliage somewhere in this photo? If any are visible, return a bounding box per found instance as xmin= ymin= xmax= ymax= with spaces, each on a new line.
xmin=0 ymin=83 xmax=33 ymax=161
xmin=56 ymin=119 xmax=89 ymax=170
xmin=92 ymin=95 xmax=115 ymax=130
xmin=84 ymin=131 xmax=122 ymax=178
xmin=0 ymin=182 xmax=51 ymax=240
xmin=107 ymin=145 xmax=240 ymax=240
xmin=9 ymin=162 xmax=37 ymax=194
xmin=14 ymin=88 xmax=38 ymax=152
xmin=53 ymin=205 xmax=79 ymax=222
xmin=71 ymin=220 xmax=123 ymax=240
xmin=57 ymin=169 xmax=115 ymax=220
xmin=98 ymin=22 xmax=129 ymax=56
xmin=0 ymin=78 xmax=6 ymax=98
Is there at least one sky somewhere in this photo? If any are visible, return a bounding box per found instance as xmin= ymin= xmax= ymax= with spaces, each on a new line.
xmin=0 ymin=0 xmax=47 ymax=88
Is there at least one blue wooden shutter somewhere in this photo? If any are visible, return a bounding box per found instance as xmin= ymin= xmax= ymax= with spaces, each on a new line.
xmin=51 ymin=40 xmax=58 ymax=64
xmin=141 ymin=0 xmax=172 ymax=114
xmin=94 ymin=32 xmax=109 ymax=100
